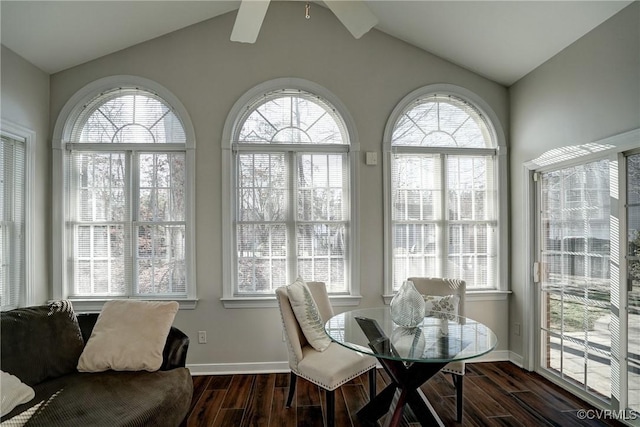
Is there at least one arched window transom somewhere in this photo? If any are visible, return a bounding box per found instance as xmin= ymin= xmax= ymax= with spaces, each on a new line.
xmin=392 ymin=95 xmax=494 ymax=148
xmin=236 ymin=90 xmax=347 ymax=145
xmin=72 ymin=89 xmax=186 ymax=144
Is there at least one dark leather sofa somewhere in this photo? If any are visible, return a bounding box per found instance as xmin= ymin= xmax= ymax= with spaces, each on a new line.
xmin=1 ymin=302 xmax=193 ymax=426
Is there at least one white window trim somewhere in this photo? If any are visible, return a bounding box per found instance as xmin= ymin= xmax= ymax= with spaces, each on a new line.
xmin=221 ymin=78 xmax=361 ymax=308
xmin=382 ymin=83 xmax=509 ymax=298
xmin=0 ymin=119 xmax=35 ymax=309
xmin=51 ymin=75 xmax=197 ymax=311
xmin=521 ymin=127 xmax=640 ymax=373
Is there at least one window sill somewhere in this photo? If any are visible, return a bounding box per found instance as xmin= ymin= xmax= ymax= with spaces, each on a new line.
xmin=61 ymin=298 xmax=198 ymax=313
xmin=221 ymin=294 xmax=363 ymax=309
xmin=382 ymin=290 xmax=511 ymax=305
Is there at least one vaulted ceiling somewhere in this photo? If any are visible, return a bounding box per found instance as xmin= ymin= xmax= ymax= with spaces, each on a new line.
xmin=0 ymin=1 xmax=633 ymax=86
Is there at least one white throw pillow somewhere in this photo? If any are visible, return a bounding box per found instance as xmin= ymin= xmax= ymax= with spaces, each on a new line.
xmin=77 ymin=300 xmax=179 ymax=372
xmin=286 ymin=277 xmax=331 ymax=352
xmin=423 ymin=294 xmax=460 ymax=320
xmin=1 ymin=370 xmax=35 ymax=417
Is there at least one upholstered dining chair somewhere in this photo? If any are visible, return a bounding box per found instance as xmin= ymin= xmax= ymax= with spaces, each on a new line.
xmin=276 ymin=281 xmax=377 ymax=427
xmin=408 ymin=276 xmax=467 ymax=422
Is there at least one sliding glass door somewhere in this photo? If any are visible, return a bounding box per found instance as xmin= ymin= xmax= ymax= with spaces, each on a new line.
xmin=538 ymin=159 xmax=613 ymax=401
xmin=533 ymin=148 xmax=640 ymax=424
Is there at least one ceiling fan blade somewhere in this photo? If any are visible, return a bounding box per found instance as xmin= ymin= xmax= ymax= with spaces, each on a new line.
xmin=230 ymin=0 xmax=271 ymax=43
xmin=324 ymin=0 xmax=378 ymax=39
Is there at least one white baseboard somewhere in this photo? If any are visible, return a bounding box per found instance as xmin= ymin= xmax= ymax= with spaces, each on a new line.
xmin=187 ymin=361 xmax=290 ymax=376
xmin=466 ymin=349 xmax=510 ymax=363
xmin=187 ymin=350 xmax=516 ymax=376
xmin=508 ymin=351 xmax=525 ymax=368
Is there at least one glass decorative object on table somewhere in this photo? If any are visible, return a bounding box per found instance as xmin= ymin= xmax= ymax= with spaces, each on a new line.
xmin=390 ymin=280 xmax=426 ymax=328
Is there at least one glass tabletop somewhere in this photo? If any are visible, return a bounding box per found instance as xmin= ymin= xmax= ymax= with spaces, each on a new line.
xmin=325 ymin=307 xmax=497 ymax=363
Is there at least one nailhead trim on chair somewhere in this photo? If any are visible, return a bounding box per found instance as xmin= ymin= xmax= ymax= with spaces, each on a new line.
xmin=292 ymin=365 xmax=376 ymax=392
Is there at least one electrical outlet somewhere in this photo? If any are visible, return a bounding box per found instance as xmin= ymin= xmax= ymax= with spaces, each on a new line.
xmin=198 ymin=330 xmax=207 ymax=344
xmin=514 ymin=323 xmax=521 ymax=336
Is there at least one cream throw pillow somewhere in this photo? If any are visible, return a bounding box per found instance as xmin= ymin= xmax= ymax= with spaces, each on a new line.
xmin=77 ymin=300 xmax=179 ymax=372
xmin=286 ymin=277 xmax=331 ymax=352
xmin=423 ymin=294 xmax=460 ymax=320
xmin=1 ymin=370 xmax=35 ymax=416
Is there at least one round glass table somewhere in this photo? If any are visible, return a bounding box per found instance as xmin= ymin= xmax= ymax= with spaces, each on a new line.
xmin=325 ymin=307 xmax=497 ymax=427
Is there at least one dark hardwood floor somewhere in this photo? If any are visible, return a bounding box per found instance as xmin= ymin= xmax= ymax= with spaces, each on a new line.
xmin=182 ymin=361 xmax=624 ymax=427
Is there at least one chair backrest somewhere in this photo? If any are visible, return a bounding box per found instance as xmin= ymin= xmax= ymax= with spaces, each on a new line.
xmin=407 ymin=277 xmax=466 ymax=316
xmin=275 ymin=281 xmax=333 ymax=370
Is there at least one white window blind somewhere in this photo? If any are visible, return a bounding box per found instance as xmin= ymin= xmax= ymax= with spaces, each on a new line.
xmin=233 ymin=89 xmax=351 ymax=294
xmin=1 ymin=135 xmax=25 ymax=310
xmin=389 ymin=94 xmax=498 ymax=290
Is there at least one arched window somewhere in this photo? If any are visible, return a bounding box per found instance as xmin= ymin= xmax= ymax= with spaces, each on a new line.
xmin=384 ymin=85 xmax=505 ymax=293
xmin=52 ymin=77 xmax=195 ymax=308
xmin=222 ymin=80 xmax=358 ymax=303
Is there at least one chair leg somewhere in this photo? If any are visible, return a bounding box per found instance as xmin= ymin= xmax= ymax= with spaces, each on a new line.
xmin=451 ymin=373 xmax=463 ymax=422
xmin=368 ymin=368 xmax=376 ymax=401
xmin=325 ymin=389 xmax=335 ymax=427
xmin=286 ymin=372 xmax=297 ymax=408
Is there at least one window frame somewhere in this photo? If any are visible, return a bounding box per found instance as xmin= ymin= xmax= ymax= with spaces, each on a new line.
xmin=0 ymin=120 xmax=34 ymax=310
xmin=52 ymin=76 xmax=197 ymax=311
xmin=382 ymin=84 xmax=509 ymax=301
xmin=221 ymin=78 xmax=361 ymax=308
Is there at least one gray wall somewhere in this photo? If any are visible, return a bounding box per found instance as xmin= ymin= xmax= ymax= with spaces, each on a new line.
xmin=509 ymin=2 xmax=640 ymax=361
xmin=48 ymin=2 xmax=509 ymax=367
xmin=1 ymin=45 xmax=50 ymax=306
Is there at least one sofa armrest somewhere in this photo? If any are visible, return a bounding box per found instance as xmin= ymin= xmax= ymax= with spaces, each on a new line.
xmin=76 ymin=313 xmax=190 ymax=370
xmin=161 ymin=326 xmax=190 ymax=370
